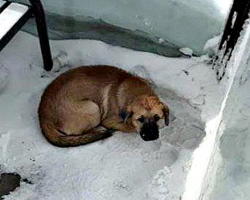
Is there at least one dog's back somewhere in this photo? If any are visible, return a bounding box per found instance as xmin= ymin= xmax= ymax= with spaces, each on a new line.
xmin=38 ymin=66 xmax=139 ymax=146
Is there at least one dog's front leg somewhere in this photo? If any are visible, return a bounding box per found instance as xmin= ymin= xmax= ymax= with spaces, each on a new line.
xmin=101 ymin=117 xmax=135 ymax=133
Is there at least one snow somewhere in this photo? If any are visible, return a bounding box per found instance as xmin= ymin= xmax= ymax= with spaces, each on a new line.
xmin=201 ymin=14 xmax=250 ymax=200
xmin=179 ymin=47 xmax=193 ymax=57
xmin=40 ymin=0 xmax=232 ymax=54
xmin=0 ymin=0 xmax=6 ymax=8
xmin=0 ymin=32 xmax=228 ymax=199
xmin=203 ymin=34 xmax=221 ymax=56
xmin=0 ymin=3 xmax=28 ymax=40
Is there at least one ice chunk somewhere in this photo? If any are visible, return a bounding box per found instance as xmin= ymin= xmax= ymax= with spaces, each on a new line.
xmin=179 ymin=47 xmax=194 ymax=56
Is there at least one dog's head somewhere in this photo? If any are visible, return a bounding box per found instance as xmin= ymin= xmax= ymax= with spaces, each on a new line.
xmin=122 ymin=95 xmax=169 ymax=141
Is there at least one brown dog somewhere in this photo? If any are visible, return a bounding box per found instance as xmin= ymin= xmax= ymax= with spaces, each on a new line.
xmin=38 ymin=66 xmax=169 ymax=147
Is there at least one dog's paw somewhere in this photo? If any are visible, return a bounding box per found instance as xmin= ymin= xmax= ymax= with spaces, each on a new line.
xmin=92 ymin=126 xmax=114 ymax=138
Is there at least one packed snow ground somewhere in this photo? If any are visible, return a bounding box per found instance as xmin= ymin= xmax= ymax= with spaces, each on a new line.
xmin=0 ymin=32 xmax=227 ymax=200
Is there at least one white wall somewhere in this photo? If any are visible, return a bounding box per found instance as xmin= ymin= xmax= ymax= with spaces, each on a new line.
xmin=39 ymin=0 xmax=232 ymax=54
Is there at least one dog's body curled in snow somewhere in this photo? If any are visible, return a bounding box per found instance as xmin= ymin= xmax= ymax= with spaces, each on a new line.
xmin=38 ymin=66 xmax=169 ymax=147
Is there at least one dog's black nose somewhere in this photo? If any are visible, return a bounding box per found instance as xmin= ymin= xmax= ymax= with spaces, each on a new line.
xmin=140 ymin=123 xmax=159 ymax=141
xmin=141 ymin=133 xmax=159 ymax=141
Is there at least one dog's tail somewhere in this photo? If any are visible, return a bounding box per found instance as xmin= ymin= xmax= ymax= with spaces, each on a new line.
xmin=40 ymin=123 xmax=112 ymax=147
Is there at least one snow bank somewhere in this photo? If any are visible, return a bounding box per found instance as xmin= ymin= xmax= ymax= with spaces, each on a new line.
xmin=201 ymin=14 xmax=250 ymax=200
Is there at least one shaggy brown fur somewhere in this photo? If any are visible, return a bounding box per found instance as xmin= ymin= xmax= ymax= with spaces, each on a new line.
xmin=38 ymin=65 xmax=169 ymax=147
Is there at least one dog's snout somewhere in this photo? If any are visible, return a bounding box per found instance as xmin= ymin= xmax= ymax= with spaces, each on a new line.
xmin=140 ymin=122 xmax=159 ymax=141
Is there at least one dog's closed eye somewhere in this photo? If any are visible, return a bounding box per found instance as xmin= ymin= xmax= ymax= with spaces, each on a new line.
xmin=137 ymin=116 xmax=145 ymax=123
xmin=153 ymin=114 xmax=160 ymax=122
xmin=120 ymin=109 xmax=133 ymax=122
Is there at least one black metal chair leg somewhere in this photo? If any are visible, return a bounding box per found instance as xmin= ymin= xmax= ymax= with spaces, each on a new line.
xmin=29 ymin=0 xmax=53 ymax=71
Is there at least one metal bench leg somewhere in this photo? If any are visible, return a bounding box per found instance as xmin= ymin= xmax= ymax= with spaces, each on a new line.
xmin=29 ymin=0 xmax=53 ymax=71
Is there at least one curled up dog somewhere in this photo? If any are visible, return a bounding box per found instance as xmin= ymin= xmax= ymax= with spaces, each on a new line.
xmin=38 ymin=65 xmax=170 ymax=147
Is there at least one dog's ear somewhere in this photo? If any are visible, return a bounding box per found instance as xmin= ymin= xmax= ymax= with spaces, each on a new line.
xmin=120 ymin=109 xmax=133 ymax=123
xmin=162 ymin=107 xmax=170 ymax=126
